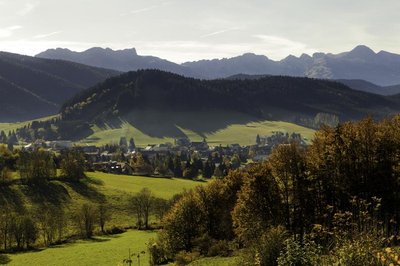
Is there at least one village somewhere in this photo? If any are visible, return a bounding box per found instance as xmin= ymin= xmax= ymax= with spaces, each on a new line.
xmin=21 ymin=131 xmax=307 ymax=178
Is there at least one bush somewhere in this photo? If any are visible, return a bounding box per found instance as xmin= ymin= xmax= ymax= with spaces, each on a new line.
xmin=174 ymin=251 xmax=200 ymax=266
xmin=0 ymin=167 xmax=12 ymax=185
xmin=277 ymin=237 xmax=322 ymax=266
xmin=239 ymin=226 xmax=287 ymax=266
xmin=332 ymin=236 xmax=384 ymax=266
xmin=107 ymin=226 xmax=125 ymax=235
xmin=207 ymin=240 xmax=231 ymax=257
xmin=148 ymin=238 xmax=170 ymax=266
xmin=192 ymin=234 xmax=213 ymax=255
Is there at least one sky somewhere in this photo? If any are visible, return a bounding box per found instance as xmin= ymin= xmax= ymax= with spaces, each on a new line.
xmin=0 ymin=0 xmax=399 ymax=63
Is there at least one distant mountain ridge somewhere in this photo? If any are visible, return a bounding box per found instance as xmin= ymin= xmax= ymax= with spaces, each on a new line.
xmin=0 ymin=52 xmax=118 ymax=122
xmin=183 ymin=45 xmax=400 ymax=86
xmin=37 ymin=45 xmax=400 ymax=86
xmin=36 ymin=47 xmax=199 ymax=78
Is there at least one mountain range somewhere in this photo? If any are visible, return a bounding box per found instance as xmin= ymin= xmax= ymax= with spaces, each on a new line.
xmin=0 ymin=52 xmax=118 ymax=122
xmin=37 ymin=45 xmax=400 ymax=87
xmin=36 ymin=47 xmax=197 ymax=78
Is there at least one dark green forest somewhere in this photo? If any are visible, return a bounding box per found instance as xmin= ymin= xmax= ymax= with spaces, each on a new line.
xmin=0 ymin=52 xmax=118 ymax=122
xmin=62 ymin=69 xmax=399 ymax=124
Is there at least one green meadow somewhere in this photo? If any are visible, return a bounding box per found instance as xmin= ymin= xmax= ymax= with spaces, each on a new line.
xmin=0 ymin=115 xmax=57 ymax=133
xmin=7 ymin=230 xmax=156 ymax=266
xmin=82 ymin=110 xmax=315 ymax=147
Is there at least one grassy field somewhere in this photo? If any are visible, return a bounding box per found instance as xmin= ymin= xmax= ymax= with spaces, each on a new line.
xmin=87 ymin=172 xmax=204 ymax=228
xmin=6 ymin=230 xmax=156 ymax=266
xmin=0 ymin=115 xmax=57 ymax=133
xmin=6 ymin=231 xmax=239 ymax=266
xmin=81 ymin=110 xmax=315 ymax=147
xmin=88 ymin=172 xmax=203 ymax=200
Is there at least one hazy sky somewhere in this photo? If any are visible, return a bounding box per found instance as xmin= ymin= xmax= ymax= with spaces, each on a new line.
xmin=0 ymin=0 xmax=399 ymax=63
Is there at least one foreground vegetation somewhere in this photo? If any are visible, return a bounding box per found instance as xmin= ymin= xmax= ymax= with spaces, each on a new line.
xmin=149 ymin=116 xmax=400 ymax=266
xmin=4 ymin=115 xmax=400 ymax=265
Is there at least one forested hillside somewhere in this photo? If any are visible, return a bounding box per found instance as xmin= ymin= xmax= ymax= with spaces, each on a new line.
xmin=0 ymin=52 xmax=118 ymax=122
xmin=61 ymin=69 xmax=399 ymax=126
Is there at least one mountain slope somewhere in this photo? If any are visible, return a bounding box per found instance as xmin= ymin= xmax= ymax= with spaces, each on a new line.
xmin=0 ymin=52 xmax=119 ymax=122
xmin=54 ymin=70 xmax=400 ymax=141
xmin=36 ymin=47 xmax=199 ymax=77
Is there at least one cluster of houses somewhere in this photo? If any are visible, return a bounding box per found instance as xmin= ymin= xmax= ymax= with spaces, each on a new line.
xmin=22 ymin=131 xmax=308 ymax=176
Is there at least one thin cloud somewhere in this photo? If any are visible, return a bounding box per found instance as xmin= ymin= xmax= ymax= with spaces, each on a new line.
xmin=130 ymin=6 xmax=159 ymax=14
xmin=17 ymin=2 xmax=38 ymax=16
xmin=0 ymin=25 xmax=22 ymax=38
xmin=120 ymin=1 xmax=172 ymax=16
xmin=33 ymin=31 xmax=61 ymax=39
xmin=201 ymin=27 xmax=243 ymax=38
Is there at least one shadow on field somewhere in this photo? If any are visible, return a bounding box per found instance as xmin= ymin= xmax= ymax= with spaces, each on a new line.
xmin=21 ymin=182 xmax=71 ymax=206
xmin=0 ymin=185 xmax=24 ymax=210
xmin=65 ymin=181 xmax=105 ymax=203
xmin=85 ymin=176 xmax=105 ymax=186
xmin=96 ymin=110 xmax=262 ymax=139
xmin=85 ymin=237 xmax=111 ymax=243
xmin=0 ymin=254 xmax=11 ymax=264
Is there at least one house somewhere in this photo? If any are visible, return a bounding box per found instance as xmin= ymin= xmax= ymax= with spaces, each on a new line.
xmin=81 ymin=145 xmax=99 ymax=153
xmin=253 ymin=154 xmax=268 ymax=162
xmin=92 ymin=161 xmax=133 ymax=175
xmin=175 ymin=137 xmax=190 ymax=147
xmin=191 ymin=141 xmax=209 ymax=151
xmin=49 ymin=140 xmax=73 ymax=150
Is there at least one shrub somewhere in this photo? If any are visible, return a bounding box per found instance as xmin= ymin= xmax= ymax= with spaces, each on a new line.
xmin=107 ymin=226 xmax=125 ymax=235
xmin=332 ymin=236 xmax=384 ymax=266
xmin=148 ymin=238 xmax=170 ymax=266
xmin=239 ymin=226 xmax=287 ymax=266
xmin=207 ymin=240 xmax=231 ymax=257
xmin=0 ymin=167 xmax=12 ymax=185
xmin=277 ymin=237 xmax=322 ymax=266
xmin=174 ymin=251 xmax=200 ymax=266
